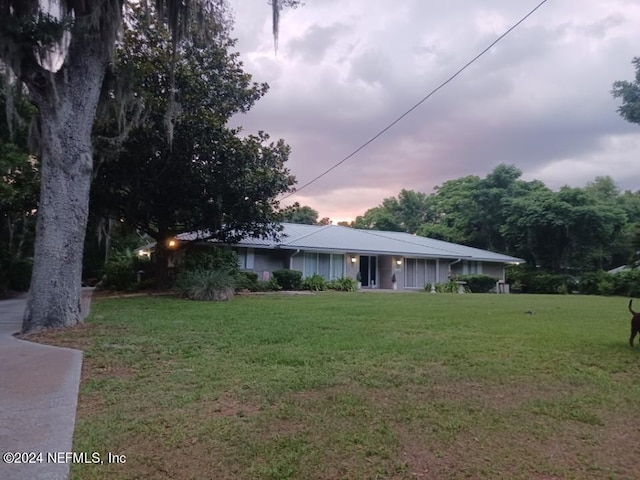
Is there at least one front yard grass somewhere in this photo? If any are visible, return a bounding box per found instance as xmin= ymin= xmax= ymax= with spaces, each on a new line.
xmin=32 ymin=292 xmax=640 ymax=479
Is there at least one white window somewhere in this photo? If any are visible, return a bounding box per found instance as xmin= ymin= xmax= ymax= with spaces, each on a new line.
xmin=406 ymin=258 xmax=417 ymax=288
xmin=234 ymin=248 xmax=254 ymax=270
xmin=405 ymin=258 xmax=428 ymax=288
xmin=236 ymin=249 xmax=246 ymax=269
xmin=331 ymin=254 xmax=344 ymax=280
xmin=318 ymin=254 xmax=331 ymax=279
xmin=464 ymin=261 xmax=481 ymax=274
xmin=303 ymin=253 xmax=344 ymax=280
xmin=303 ymin=253 xmax=317 ymax=278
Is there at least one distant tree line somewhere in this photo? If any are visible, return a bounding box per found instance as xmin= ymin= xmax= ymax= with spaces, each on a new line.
xmin=337 ymin=165 xmax=638 ymax=273
xmin=278 ymin=202 xmax=330 ymax=226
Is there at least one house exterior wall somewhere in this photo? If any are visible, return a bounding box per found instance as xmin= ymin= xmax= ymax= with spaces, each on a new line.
xmin=238 ymin=248 xmax=351 ymax=281
xmin=345 ymin=253 xmax=359 ymax=279
xmin=437 ymin=260 xmax=448 ymax=283
xmin=290 ymin=252 xmax=304 ymax=272
xmin=196 ymin=246 xmax=508 ymax=287
xmin=481 ymin=262 xmax=505 ymax=280
xmin=378 ymin=255 xmax=394 ymax=289
xmin=450 ymin=261 xmax=464 ymax=278
xmin=426 ymin=260 xmax=437 ymax=285
xmin=253 ymin=250 xmax=288 ymax=278
xmin=395 ymin=259 xmax=406 ymax=289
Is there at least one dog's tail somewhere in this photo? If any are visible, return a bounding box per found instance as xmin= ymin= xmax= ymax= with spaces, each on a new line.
xmin=629 ymin=299 xmax=637 ymax=315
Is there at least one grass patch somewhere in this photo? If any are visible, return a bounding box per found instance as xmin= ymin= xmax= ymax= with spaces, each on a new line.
xmin=32 ymin=292 xmax=640 ymax=479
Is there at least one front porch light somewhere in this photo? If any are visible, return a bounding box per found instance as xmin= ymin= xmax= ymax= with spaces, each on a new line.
xmin=351 ymin=256 xmax=357 ymax=263
xmin=168 ymin=239 xmax=177 ymax=248
xmin=396 ymin=259 xmax=402 ymax=266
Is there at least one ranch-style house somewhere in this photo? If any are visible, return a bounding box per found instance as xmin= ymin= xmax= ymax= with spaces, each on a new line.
xmin=146 ymin=223 xmax=524 ymax=291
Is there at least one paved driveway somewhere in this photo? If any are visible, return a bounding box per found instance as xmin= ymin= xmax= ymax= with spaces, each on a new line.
xmin=0 ymin=295 xmax=84 ymax=480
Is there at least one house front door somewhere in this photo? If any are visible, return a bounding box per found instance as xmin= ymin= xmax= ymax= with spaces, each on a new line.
xmin=359 ymin=256 xmax=378 ymax=288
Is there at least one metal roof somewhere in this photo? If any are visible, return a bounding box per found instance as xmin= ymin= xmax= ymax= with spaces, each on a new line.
xmin=231 ymin=223 xmax=523 ymax=264
xmin=172 ymin=224 xmax=523 ymax=263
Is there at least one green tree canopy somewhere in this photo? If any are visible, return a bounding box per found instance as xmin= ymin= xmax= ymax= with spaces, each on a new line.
xmin=350 ymin=165 xmax=633 ymax=273
xmin=416 ymin=175 xmax=479 ymax=243
xmin=279 ymin=203 xmax=320 ymax=225
xmin=0 ymin=76 xmax=38 ymax=291
xmin=353 ymin=189 xmax=432 ymax=233
xmin=500 ymin=186 xmax=625 ymax=270
xmin=91 ymin=9 xmax=295 ymax=282
xmin=612 ymin=57 xmax=640 ymax=125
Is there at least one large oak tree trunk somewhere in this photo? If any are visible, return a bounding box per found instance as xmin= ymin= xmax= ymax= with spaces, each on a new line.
xmin=21 ymin=46 xmax=109 ymax=333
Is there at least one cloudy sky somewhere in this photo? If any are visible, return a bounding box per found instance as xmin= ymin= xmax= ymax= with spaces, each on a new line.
xmin=227 ymin=0 xmax=640 ymax=222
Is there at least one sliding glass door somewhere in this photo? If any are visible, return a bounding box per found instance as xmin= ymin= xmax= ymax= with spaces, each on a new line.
xmin=359 ymin=256 xmax=377 ymax=288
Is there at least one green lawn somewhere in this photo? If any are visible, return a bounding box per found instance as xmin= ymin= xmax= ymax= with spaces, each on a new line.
xmin=37 ymin=292 xmax=639 ymax=480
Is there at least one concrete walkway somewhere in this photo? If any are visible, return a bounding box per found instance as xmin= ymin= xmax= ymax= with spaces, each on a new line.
xmin=0 ymin=291 xmax=90 ymax=480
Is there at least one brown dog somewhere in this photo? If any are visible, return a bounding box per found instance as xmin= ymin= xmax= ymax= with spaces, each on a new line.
xmin=628 ymin=300 xmax=640 ymax=347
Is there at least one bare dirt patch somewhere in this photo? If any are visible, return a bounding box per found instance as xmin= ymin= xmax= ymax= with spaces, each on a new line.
xmin=283 ymin=380 xmax=636 ymax=480
xmin=19 ymin=321 xmax=98 ymax=350
xmin=394 ymin=404 xmax=640 ymax=480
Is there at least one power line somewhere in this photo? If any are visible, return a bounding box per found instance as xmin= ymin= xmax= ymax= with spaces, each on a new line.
xmin=282 ymin=0 xmax=550 ymax=200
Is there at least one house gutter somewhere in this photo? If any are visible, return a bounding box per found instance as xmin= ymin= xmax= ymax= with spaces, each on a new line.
xmin=447 ymin=258 xmax=462 ymax=279
xmin=289 ymin=249 xmax=301 ymax=269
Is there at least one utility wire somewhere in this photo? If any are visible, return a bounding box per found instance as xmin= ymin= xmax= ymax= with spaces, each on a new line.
xmin=282 ymin=0 xmax=550 ymax=200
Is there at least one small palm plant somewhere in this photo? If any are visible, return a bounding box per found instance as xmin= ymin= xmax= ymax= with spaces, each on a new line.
xmin=175 ymin=268 xmax=236 ymax=301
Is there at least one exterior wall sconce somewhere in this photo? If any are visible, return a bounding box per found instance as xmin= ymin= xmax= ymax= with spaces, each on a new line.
xmin=351 ymin=256 xmax=357 ymax=263
xmin=396 ymin=259 xmax=402 ymax=266
xmin=168 ymin=239 xmax=177 ymax=248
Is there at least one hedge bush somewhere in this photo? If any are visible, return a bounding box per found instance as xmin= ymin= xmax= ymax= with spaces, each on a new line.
xmin=576 ymin=269 xmax=640 ymax=297
xmin=260 ymin=278 xmax=282 ymax=292
xmin=234 ymin=272 xmax=283 ymax=292
xmin=527 ymin=272 xmax=571 ymax=294
xmin=235 ymin=271 xmax=259 ymax=291
xmin=101 ymin=253 xmax=151 ymax=291
xmin=599 ymin=276 xmax=615 ymax=296
xmin=612 ymin=269 xmax=640 ymax=297
xmin=579 ymin=271 xmax=611 ymax=295
xmin=506 ymin=266 xmax=575 ymax=294
xmin=503 ymin=266 xmax=640 ymax=296
xmin=455 ymin=274 xmax=498 ymax=293
xmin=183 ymin=248 xmax=239 ymax=274
xmin=272 ymin=269 xmax=303 ymax=290
xmin=101 ymin=253 xmax=138 ymax=291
